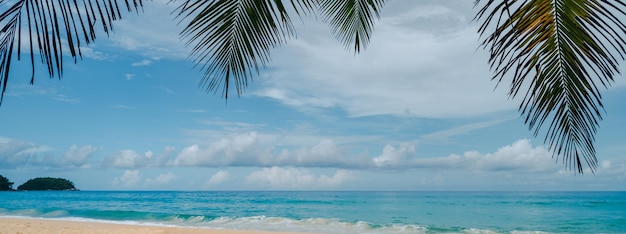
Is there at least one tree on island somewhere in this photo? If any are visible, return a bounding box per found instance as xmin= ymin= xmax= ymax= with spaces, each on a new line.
xmin=1 ymin=1 xmax=625 ymax=173
xmin=0 ymin=175 xmax=14 ymax=191
xmin=17 ymin=177 xmax=78 ymax=191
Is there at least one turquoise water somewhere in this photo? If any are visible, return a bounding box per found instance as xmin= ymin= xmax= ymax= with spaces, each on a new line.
xmin=0 ymin=191 xmax=624 ymax=233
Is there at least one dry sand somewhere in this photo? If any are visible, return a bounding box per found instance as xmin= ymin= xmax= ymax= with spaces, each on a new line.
xmin=0 ymin=217 xmax=319 ymax=234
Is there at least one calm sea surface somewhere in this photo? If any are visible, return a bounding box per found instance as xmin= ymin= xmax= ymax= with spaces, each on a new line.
xmin=0 ymin=191 xmax=624 ymax=233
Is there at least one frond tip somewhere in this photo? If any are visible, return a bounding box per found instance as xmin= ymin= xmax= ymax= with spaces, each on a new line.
xmin=319 ymin=0 xmax=385 ymax=53
xmin=474 ymin=0 xmax=626 ymax=173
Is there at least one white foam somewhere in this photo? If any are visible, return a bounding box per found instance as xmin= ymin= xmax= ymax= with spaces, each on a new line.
xmin=41 ymin=210 xmax=68 ymax=217
xmin=193 ymin=216 xmax=430 ymax=234
xmin=1 ymin=214 xmax=553 ymax=234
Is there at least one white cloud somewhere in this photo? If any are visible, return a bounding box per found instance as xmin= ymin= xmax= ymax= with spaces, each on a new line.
xmin=272 ymin=139 xmax=364 ymax=168
xmin=245 ymin=167 xmax=355 ymax=189
xmin=206 ymin=170 xmax=230 ymax=186
xmin=254 ymin=0 xmax=514 ymax=118
xmin=373 ymin=143 xmax=417 ymax=167
xmin=132 ymin=59 xmax=153 ymax=67
xmin=4 ymin=85 xmax=80 ymax=104
xmin=113 ymin=170 xmax=142 ymax=187
xmin=197 ymin=119 xmax=266 ymax=131
xmin=52 ymin=94 xmax=80 ymax=104
xmin=62 ymin=145 xmax=98 ymax=168
xmin=317 ymin=170 xmax=355 ymax=187
xmin=471 ymin=139 xmax=555 ymax=172
xmin=125 ymin=74 xmax=135 ymax=80
xmin=153 ymin=146 xmax=176 ymax=167
xmin=420 ymin=174 xmax=446 ymax=186
xmin=160 ymin=86 xmax=174 ymax=94
xmin=419 ymin=119 xmax=512 ymax=143
xmin=105 ymin=0 xmax=189 ymax=59
xmin=0 ymin=138 xmax=53 ymax=168
xmin=0 ymin=137 xmax=98 ymax=169
xmin=103 ymin=150 xmax=153 ymax=169
xmin=145 ymin=172 xmax=177 ymax=186
xmin=368 ymin=139 xmax=558 ymax=172
xmin=168 ymin=129 xmax=564 ymax=173
xmin=110 ymin=104 xmax=134 ymax=109
xmin=79 ymin=46 xmax=111 ymax=60
xmin=171 ymin=133 xmax=369 ymax=168
xmin=172 ymin=132 xmax=262 ymax=167
xmin=591 ymin=159 xmax=626 ymax=178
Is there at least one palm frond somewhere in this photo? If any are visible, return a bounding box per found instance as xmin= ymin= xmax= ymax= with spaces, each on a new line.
xmin=175 ymin=0 xmax=316 ymax=98
xmin=474 ymin=0 xmax=626 ymax=173
xmin=319 ymin=0 xmax=385 ymax=53
xmin=0 ymin=0 xmax=146 ymax=105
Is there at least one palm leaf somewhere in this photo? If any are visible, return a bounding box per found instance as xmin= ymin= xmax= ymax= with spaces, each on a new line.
xmin=0 ymin=0 xmax=146 ymax=105
xmin=318 ymin=0 xmax=385 ymax=53
xmin=175 ymin=0 xmax=384 ymax=98
xmin=175 ymin=0 xmax=317 ymax=98
xmin=474 ymin=0 xmax=626 ymax=173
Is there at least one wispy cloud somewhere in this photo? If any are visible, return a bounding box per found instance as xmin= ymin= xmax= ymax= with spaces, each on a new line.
xmin=61 ymin=145 xmax=99 ymax=168
xmin=0 ymin=137 xmax=95 ymax=169
xmin=145 ymin=172 xmax=177 ymax=186
xmin=79 ymin=46 xmax=112 ymax=60
xmin=197 ymin=119 xmax=267 ymax=131
xmin=53 ymin=94 xmax=80 ymax=104
xmin=253 ymin=1 xmax=515 ymax=118
xmin=5 ymin=85 xmax=80 ymax=104
xmin=104 ymin=0 xmax=189 ymax=59
xmin=177 ymin=109 xmax=208 ymax=113
xmin=102 ymin=150 xmax=153 ymax=169
xmin=419 ymin=118 xmax=513 ymax=143
xmin=160 ymin=86 xmax=174 ymax=94
xmin=206 ymin=170 xmax=230 ymax=186
xmin=125 ymin=74 xmax=136 ymax=80
xmin=132 ymin=59 xmax=153 ymax=67
xmin=110 ymin=105 xmax=134 ymax=109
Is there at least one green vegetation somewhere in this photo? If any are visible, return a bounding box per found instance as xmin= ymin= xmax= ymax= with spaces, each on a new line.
xmin=16 ymin=177 xmax=78 ymax=191
xmin=2 ymin=175 xmax=77 ymax=191
xmin=0 ymin=175 xmax=14 ymax=191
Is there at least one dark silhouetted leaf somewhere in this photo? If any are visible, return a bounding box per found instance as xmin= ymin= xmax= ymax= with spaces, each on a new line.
xmin=475 ymin=0 xmax=626 ymax=173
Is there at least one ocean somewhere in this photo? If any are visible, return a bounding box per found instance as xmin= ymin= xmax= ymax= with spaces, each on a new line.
xmin=0 ymin=191 xmax=624 ymax=233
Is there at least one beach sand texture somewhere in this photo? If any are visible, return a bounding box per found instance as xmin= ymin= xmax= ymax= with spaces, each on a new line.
xmin=0 ymin=217 xmax=318 ymax=234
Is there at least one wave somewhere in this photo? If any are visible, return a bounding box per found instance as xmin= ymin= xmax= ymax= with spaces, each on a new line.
xmin=0 ymin=210 xmax=551 ymax=234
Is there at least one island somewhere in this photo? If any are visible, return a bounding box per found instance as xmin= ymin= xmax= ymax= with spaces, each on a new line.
xmin=17 ymin=177 xmax=78 ymax=191
xmin=0 ymin=175 xmax=14 ymax=191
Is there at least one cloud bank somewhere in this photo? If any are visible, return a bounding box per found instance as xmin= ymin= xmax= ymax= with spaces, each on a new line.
xmin=0 ymin=134 xmax=602 ymax=174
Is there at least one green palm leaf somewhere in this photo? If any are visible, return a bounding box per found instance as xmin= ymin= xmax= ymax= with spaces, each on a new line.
xmin=175 ymin=0 xmax=384 ymax=98
xmin=175 ymin=0 xmax=315 ymax=98
xmin=0 ymin=0 xmax=146 ymax=104
xmin=474 ymin=0 xmax=626 ymax=173
xmin=319 ymin=0 xmax=385 ymax=52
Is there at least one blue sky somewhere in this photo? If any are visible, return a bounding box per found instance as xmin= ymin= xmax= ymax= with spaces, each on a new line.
xmin=1 ymin=0 xmax=625 ymax=191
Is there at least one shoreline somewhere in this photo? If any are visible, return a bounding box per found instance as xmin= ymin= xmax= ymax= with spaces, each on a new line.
xmin=0 ymin=217 xmax=320 ymax=234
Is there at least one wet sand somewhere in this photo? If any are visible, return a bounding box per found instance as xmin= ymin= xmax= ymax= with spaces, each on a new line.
xmin=0 ymin=217 xmax=318 ymax=234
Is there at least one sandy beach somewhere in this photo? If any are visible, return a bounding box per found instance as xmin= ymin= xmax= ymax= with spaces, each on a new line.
xmin=0 ymin=217 xmax=318 ymax=234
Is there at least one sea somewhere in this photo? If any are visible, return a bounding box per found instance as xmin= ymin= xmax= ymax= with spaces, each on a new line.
xmin=0 ymin=191 xmax=624 ymax=233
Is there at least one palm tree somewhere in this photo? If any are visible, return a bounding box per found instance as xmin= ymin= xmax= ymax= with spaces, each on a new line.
xmin=0 ymin=0 xmax=624 ymax=173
